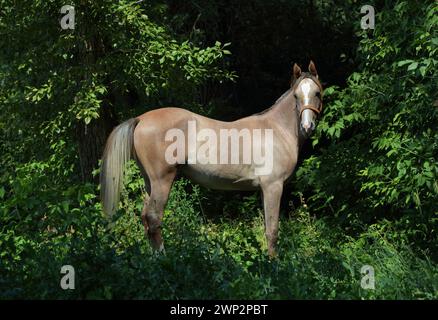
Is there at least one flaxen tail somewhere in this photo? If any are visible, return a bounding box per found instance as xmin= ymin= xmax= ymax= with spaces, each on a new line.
xmin=100 ymin=118 xmax=139 ymax=217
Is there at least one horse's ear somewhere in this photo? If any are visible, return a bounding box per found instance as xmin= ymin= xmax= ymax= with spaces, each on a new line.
xmin=308 ymin=60 xmax=318 ymax=78
xmin=293 ymin=63 xmax=302 ymax=79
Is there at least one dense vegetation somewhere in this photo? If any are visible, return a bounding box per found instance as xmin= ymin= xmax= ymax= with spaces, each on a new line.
xmin=0 ymin=0 xmax=436 ymax=299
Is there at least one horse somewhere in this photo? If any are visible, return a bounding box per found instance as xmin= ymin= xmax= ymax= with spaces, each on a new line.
xmin=100 ymin=61 xmax=323 ymax=257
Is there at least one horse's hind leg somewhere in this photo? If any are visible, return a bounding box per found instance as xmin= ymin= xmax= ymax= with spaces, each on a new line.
xmin=133 ymin=118 xmax=177 ymax=252
xmin=136 ymin=158 xmax=152 ymax=235
xmin=144 ymin=169 xmax=176 ymax=251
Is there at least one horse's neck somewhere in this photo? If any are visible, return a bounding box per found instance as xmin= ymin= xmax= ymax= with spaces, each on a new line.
xmin=265 ymin=90 xmax=308 ymax=146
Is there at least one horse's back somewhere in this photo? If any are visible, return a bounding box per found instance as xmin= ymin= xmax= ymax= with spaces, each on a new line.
xmin=132 ymin=106 xmax=296 ymax=190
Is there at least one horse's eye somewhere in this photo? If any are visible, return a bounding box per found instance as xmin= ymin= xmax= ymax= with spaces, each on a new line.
xmin=294 ymin=94 xmax=298 ymax=99
xmin=315 ymin=92 xmax=321 ymax=98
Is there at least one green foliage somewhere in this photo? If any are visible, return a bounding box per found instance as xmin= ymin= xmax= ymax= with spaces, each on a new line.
xmin=1 ymin=175 xmax=436 ymax=299
xmin=294 ymin=1 xmax=437 ymax=254
xmin=0 ymin=0 xmax=236 ymax=185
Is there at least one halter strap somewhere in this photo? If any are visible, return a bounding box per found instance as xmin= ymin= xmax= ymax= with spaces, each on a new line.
xmin=300 ymin=104 xmax=322 ymax=117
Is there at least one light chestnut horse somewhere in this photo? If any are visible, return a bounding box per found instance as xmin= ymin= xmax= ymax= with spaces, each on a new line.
xmin=101 ymin=61 xmax=323 ymax=257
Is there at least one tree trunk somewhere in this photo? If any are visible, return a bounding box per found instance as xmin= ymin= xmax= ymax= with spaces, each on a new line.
xmin=76 ymin=105 xmax=117 ymax=183
xmin=75 ymin=30 xmax=118 ymax=183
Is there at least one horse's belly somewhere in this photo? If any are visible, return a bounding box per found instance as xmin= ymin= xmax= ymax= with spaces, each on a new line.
xmin=179 ymin=164 xmax=260 ymax=191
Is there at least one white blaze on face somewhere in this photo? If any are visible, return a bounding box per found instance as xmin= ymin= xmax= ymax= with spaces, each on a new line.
xmin=301 ymin=80 xmax=312 ymax=105
xmin=299 ymin=79 xmax=315 ymax=130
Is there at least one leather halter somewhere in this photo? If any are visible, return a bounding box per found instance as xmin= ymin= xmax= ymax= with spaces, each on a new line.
xmin=300 ymin=104 xmax=322 ymax=118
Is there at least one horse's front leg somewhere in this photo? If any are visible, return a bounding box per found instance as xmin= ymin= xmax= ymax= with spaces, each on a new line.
xmin=261 ymin=181 xmax=283 ymax=258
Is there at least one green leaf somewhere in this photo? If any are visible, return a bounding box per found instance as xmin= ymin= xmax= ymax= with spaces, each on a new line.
xmin=397 ymin=59 xmax=414 ymax=67
xmin=407 ymin=62 xmax=418 ymax=71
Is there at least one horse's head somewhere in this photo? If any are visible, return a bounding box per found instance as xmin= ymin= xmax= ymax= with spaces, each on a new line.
xmin=291 ymin=61 xmax=323 ymax=137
